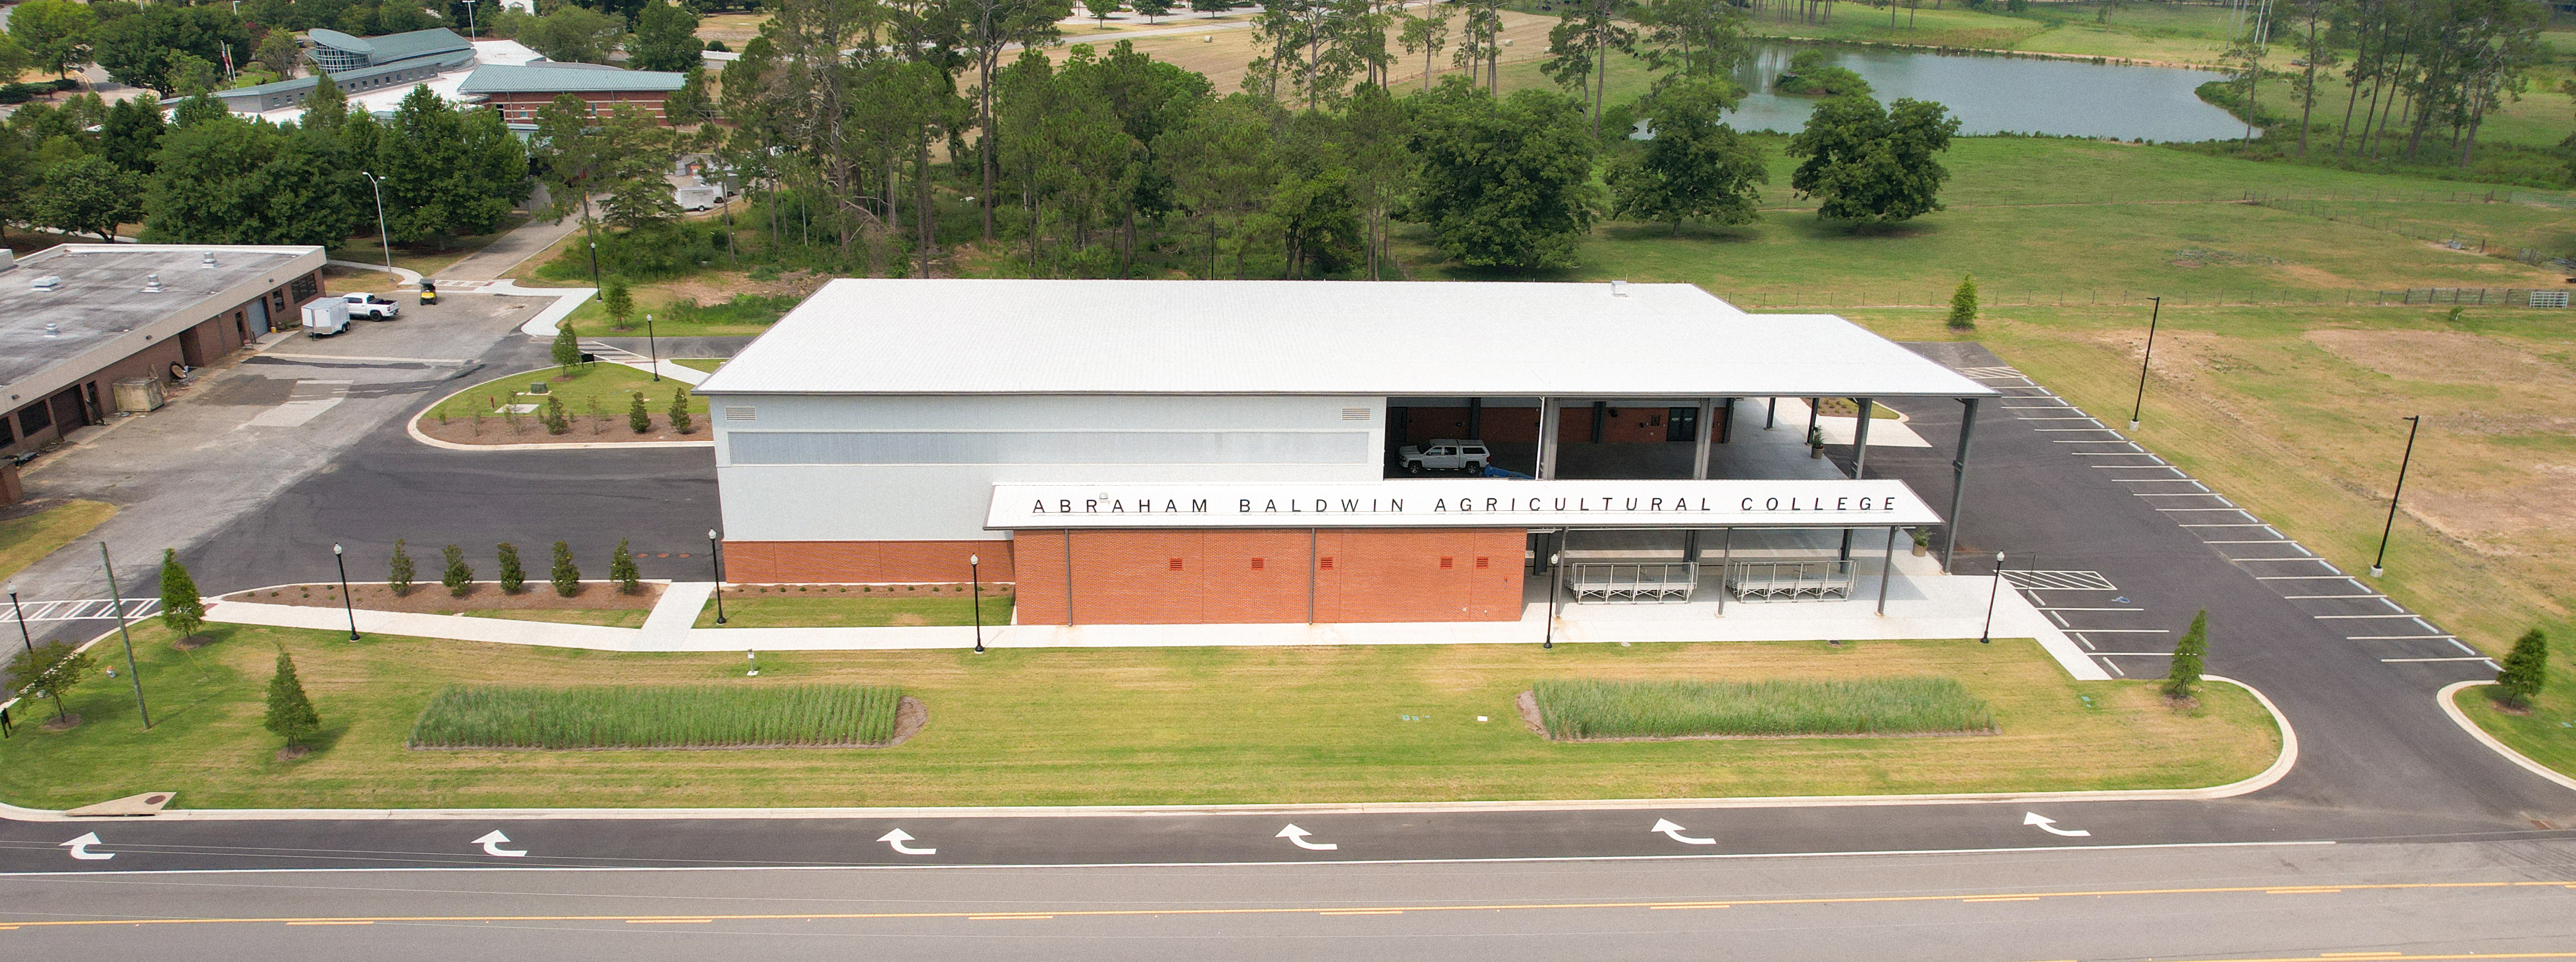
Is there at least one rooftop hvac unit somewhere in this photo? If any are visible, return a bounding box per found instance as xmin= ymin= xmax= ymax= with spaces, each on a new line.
xmin=113 ymin=377 xmax=166 ymax=414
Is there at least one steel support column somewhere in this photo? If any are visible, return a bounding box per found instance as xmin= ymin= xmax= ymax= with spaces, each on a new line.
xmin=1876 ymin=525 xmax=1897 ymax=616
xmin=1942 ymin=398 xmax=1981 ymax=573
xmin=1852 ymin=397 xmax=1875 ymax=479
xmin=1536 ymin=399 xmax=1559 ymax=479
xmin=1692 ymin=398 xmax=1714 ymax=480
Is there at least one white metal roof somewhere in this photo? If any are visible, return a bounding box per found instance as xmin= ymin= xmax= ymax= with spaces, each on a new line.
xmin=694 ymin=279 xmax=1997 ymax=399
xmin=986 ymin=479 xmax=1943 ymax=529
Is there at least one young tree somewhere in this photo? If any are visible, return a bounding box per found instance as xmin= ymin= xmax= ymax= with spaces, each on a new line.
xmin=1606 ymin=77 xmax=1765 ymax=235
xmin=667 ymin=385 xmax=695 ymax=434
xmin=253 ymin=27 xmax=301 ymax=78
xmin=1191 ymin=0 xmax=1229 ymax=15
xmin=441 ymin=544 xmax=474 ymax=596
xmin=628 ymin=0 xmax=704 ymax=72
xmin=1786 ymin=95 xmax=1959 ymax=225
xmin=610 ymin=537 xmax=641 ymax=593
xmin=1398 ymin=4 xmax=1450 ymax=92
xmin=2165 ymin=609 xmax=2208 ymax=701
xmin=497 ymin=542 xmax=526 ymax=594
xmin=552 ymin=321 xmax=582 ymax=368
xmin=2493 ymin=628 xmax=2547 ymax=708
xmin=6 ymin=641 xmax=95 ymax=722
xmin=628 ymin=391 xmax=653 ymax=433
xmin=604 ymin=282 xmax=640 ymax=332
xmin=263 ymin=648 xmax=322 ymax=750
xmin=158 ymin=549 xmax=207 ymax=640
xmin=8 ymin=0 xmax=100 ymax=78
xmin=1542 ymin=0 xmax=1635 ymax=139
xmin=550 ymin=540 xmax=581 ymax=596
xmin=1134 ymin=0 xmax=1172 ymax=23
xmin=1634 ymin=0 xmax=1746 ymax=89
xmin=1946 ymin=274 xmax=1978 ymax=330
xmin=1405 ymin=81 xmax=1601 ymax=270
xmin=1089 ymin=0 xmax=1125 ymax=24
xmin=388 ymin=539 xmax=416 ymax=595
xmin=543 ymin=395 xmax=570 ymax=435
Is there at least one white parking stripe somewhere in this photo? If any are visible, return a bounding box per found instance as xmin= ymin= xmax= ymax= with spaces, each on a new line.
xmin=2381 ymin=657 xmax=2496 ymax=664
xmin=2348 ymin=634 xmax=2458 ymax=640
xmin=2314 ymin=614 xmax=2426 ymax=619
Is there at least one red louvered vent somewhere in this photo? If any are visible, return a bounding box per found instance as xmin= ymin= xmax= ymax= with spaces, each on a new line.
xmin=1320 ymin=557 xmax=1335 ymax=570
xmin=1475 ymin=557 xmax=1490 ymax=569
xmin=1251 ymin=557 xmax=1266 ymax=570
xmin=1440 ymin=557 xmax=1454 ymax=569
xmin=1168 ymin=558 xmax=1183 ymax=571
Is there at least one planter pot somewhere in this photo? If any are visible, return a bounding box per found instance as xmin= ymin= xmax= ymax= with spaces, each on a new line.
xmin=1912 ymin=543 xmax=1929 ymax=557
xmin=1809 ymin=446 xmax=1824 ymax=459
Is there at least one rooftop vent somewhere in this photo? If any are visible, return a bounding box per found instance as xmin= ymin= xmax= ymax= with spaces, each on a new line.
xmin=200 ymin=252 xmax=217 ymax=269
xmin=31 ymin=275 xmax=61 ymax=291
xmin=144 ymin=273 xmax=163 ymax=292
xmin=45 ymin=323 xmax=61 ymax=337
xmin=1610 ymin=279 xmax=1630 ymax=297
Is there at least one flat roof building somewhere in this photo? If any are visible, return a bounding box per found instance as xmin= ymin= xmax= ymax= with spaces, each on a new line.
xmin=0 ymin=245 xmax=328 ymax=460
xmin=695 ymin=279 xmax=1999 ymax=625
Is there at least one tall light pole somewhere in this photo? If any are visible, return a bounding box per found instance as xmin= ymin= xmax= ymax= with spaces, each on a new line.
xmin=462 ymin=0 xmax=479 ymax=38
xmin=361 ymin=171 xmax=394 ymax=287
xmin=706 ymin=529 xmax=726 ymax=625
xmin=333 ymin=543 xmax=359 ymax=640
xmin=98 ymin=544 xmax=150 ymax=729
xmin=1543 ymin=551 xmax=1562 ymax=649
xmin=969 ymin=555 xmax=983 ymax=653
xmin=2128 ymin=296 xmax=2161 ymax=433
xmin=1978 ymin=551 xmax=2005 ymax=645
xmin=645 ymin=312 xmax=659 ymax=381
xmin=2369 ymin=416 xmax=2422 ymax=579
xmin=6 ymin=583 xmax=32 ymax=655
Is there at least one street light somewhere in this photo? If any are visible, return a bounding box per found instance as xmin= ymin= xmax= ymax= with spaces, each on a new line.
xmin=333 ymin=543 xmax=359 ymax=640
xmin=98 ymin=544 xmax=150 ymax=729
xmin=6 ymin=583 xmax=32 ymax=655
xmin=969 ymin=555 xmax=983 ymax=653
xmin=2369 ymin=415 xmax=2422 ymax=579
xmin=1543 ymin=551 xmax=1562 ymax=649
xmin=645 ymin=312 xmax=659 ymax=381
xmin=461 ymin=0 xmax=479 ymax=38
xmin=2128 ymin=296 xmax=2162 ymax=433
xmin=706 ymin=529 xmax=726 ymax=624
xmin=360 ymin=171 xmax=394 ymax=290
xmin=1978 ymin=551 xmax=2006 ymax=645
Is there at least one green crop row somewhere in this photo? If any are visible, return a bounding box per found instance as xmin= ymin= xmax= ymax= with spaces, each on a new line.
xmin=1533 ymin=677 xmax=1995 ymax=740
xmin=408 ymin=684 xmax=903 ymax=749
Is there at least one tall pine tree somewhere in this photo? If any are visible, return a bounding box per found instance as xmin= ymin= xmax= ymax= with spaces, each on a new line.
xmin=264 ymin=648 xmax=322 ymax=750
xmin=158 ymin=548 xmax=206 ymax=640
xmin=2165 ymin=609 xmax=2208 ymax=701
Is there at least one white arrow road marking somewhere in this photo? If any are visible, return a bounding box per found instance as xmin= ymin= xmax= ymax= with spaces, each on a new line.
xmin=878 ymin=829 xmax=937 ymax=855
xmin=1650 ymin=818 xmax=1717 ymax=845
xmin=473 ymin=831 xmax=528 ymax=857
xmin=60 ymin=833 xmax=114 ymax=861
xmin=2023 ymin=812 xmax=2092 ymax=837
xmin=1276 ymin=824 xmax=1338 ymax=851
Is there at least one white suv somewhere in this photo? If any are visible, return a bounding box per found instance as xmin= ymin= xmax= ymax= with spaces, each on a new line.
xmin=341 ymin=292 xmax=400 ymax=319
xmin=1399 ymin=439 xmax=1489 ymax=474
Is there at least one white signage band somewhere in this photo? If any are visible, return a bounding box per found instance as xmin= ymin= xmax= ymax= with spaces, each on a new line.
xmin=986 ymin=479 xmax=1943 ymax=530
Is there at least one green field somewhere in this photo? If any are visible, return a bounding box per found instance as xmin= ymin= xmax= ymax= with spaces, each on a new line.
xmin=429 ymin=364 xmax=709 ymax=425
xmin=673 ymin=357 xmax=727 ymax=373
xmin=696 ymin=592 xmax=1014 ymax=628
xmin=0 ymin=623 xmax=2277 ymax=809
xmin=2457 ymin=681 xmax=2576 ymax=778
xmin=559 ymin=291 xmax=799 ymax=337
xmin=409 ymin=684 xmax=903 ymax=749
xmin=0 ymin=500 xmax=115 ymax=583
xmin=1534 ymin=676 xmax=1996 ymax=739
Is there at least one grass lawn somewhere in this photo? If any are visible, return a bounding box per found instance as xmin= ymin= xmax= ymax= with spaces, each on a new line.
xmin=695 ymin=592 xmax=1015 ymax=628
xmin=1737 ymin=1 xmax=2244 ymax=64
xmin=429 ymin=364 xmax=709 ymax=423
xmin=2456 ymin=682 xmax=2576 ymax=778
xmin=673 ymin=358 xmax=726 ymax=373
xmin=0 ymin=500 xmax=115 ymax=583
xmin=0 ymin=623 xmax=2277 ymax=809
xmin=463 ymin=609 xmax=653 ymax=628
xmin=558 ymin=290 xmax=800 ymax=338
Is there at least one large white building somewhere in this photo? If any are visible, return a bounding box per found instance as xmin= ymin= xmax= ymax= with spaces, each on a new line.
xmin=693 ymin=279 xmax=1995 ymax=625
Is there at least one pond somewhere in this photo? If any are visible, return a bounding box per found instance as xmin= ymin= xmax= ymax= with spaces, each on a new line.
xmin=1718 ymin=43 xmax=2249 ymax=143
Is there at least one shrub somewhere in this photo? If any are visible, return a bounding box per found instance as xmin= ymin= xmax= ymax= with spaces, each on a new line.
xmin=264 ymin=648 xmax=322 ymax=748
xmin=388 ymin=539 xmax=415 ymax=596
xmin=1532 ymin=677 xmax=1995 ymax=739
xmin=2165 ymin=609 xmax=2208 ymax=700
xmin=408 ymin=683 xmax=904 ymax=748
xmin=551 ymin=321 xmax=581 ymax=367
xmin=629 ymin=391 xmax=651 ymax=433
xmin=442 ymin=544 xmax=474 ymax=597
xmin=2494 ymin=628 xmax=2548 ymax=708
xmin=158 ymin=549 xmax=206 ymax=639
xmin=667 ymin=385 xmax=694 ymax=434
xmin=497 ymin=542 xmax=525 ymax=594
xmin=610 ymin=537 xmax=641 ymax=594
xmin=543 ymin=395 xmax=570 ymax=434
xmin=551 ymin=541 xmax=579 ymax=596
xmin=1947 ymin=274 xmax=1978 ymax=331
xmin=603 ymin=279 xmax=634 ymax=331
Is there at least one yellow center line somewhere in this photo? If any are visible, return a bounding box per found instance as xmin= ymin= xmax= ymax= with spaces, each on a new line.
xmin=2191 ymin=955 xmax=2576 ymax=962
xmin=967 ymin=915 xmax=1054 ymax=921
xmin=1962 ymin=896 xmax=2045 ymax=903
xmin=0 ymin=879 xmax=2559 ymax=931
xmin=2319 ymin=954 xmax=2404 ymax=959
xmin=1319 ymin=909 xmax=1404 ymax=916
xmin=1647 ymin=903 xmax=1732 ymax=910
xmin=624 ymin=919 xmax=713 ymax=924
xmin=283 ymin=921 xmax=375 ymax=926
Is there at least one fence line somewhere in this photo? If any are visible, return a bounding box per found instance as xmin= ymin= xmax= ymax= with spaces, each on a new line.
xmin=1730 ymin=288 xmax=2576 ymax=310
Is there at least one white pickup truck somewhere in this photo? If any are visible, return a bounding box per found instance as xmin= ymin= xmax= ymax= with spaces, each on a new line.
xmin=341 ymin=292 xmax=401 ymax=319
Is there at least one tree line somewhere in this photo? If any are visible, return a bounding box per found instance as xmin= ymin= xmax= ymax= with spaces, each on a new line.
xmin=2238 ymin=0 xmax=2548 ymax=169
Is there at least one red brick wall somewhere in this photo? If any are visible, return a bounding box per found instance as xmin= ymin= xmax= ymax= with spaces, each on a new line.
xmin=485 ymin=90 xmax=674 ymax=124
xmin=721 ymin=540 xmax=1014 ymax=584
xmin=1011 ymin=528 xmax=1526 ymax=625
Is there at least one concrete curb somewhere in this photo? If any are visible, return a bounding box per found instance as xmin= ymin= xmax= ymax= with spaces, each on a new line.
xmin=2436 ymin=680 xmax=2576 ymax=794
xmin=0 ymin=676 xmax=2296 ymax=822
xmin=327 ymin=259 xmax=424 ymax=288
xmin=404 ymin=367 xmax=716 ymax=452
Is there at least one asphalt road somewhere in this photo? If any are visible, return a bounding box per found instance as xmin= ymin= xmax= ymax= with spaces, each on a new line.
xmin=1 ymin=834 xmax=2569 ymax=960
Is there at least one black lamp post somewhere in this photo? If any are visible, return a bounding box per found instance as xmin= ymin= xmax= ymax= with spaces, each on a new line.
xmin=969 ymin=555 xmax=983 ymax=653
xmin=645 ymin=312 xmax=660 ymax=382
xmin=2128 ymin=296 xmax=2161 ymax=433
xmin=1978 ymin=551 xmax=2006 ymax=644
xmin=2369 ymin=415 xmax=2422 ymax=579
xmin=707 ymin=529 xmax=727 ymax=625
xmin=6 ymin=583 xmax=30 ymax=655
xmin=333 ymin=543 xmax=359 ymax=640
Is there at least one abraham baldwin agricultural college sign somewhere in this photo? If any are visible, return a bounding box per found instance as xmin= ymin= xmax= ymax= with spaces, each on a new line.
xmin=985 ymin=480 xmax=1944 ymax=530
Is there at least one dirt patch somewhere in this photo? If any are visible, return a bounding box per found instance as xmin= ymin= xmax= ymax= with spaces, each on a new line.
xmin=888 ymin=613 xmax=930 ymax=626
xmin=2163 ymin=694 xmax=2203 ymax=712
xmin=275 ymin=745 xmax=312 ymax=761
xmin=172 ymin=635 xmax=213 ymax=651
xmin=2304 ymin=329 xmax=2575 ymax=386
xmin=1515 ymin=689 xmax=1547 ymax=736
xmin=885 ymin=696 xmax=928 ymax=746
xmin=418 ymin=412 xmax=706 ymax=446
xmin=226 ymin=581 xmax=664 ymax=613
xmin=41 ymin=714 xmax=80 ymax=731
xmin=655 ymin=271 xmax=825 ymax=307
xmin=2269 ymin=262 xmax=2350 ymax=288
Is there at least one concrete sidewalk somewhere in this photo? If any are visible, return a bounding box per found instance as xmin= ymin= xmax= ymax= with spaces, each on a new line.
xmin=203 ymin=572 xmax=2102 ymax=678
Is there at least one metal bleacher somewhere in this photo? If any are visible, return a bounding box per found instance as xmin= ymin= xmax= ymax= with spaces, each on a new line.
xmin=1723 ymin=559 xmax=1857 ymax=601
xmin=1567 ymin=562 xmax=1700 ymax=603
